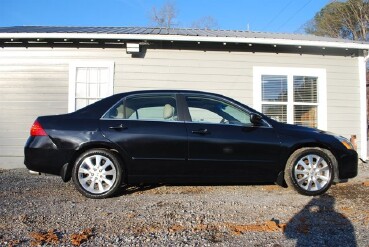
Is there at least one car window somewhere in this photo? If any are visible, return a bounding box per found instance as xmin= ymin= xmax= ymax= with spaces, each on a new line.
xmin=103 ymin=95 xmax=177 ymax=121
xmin=185 ymin=96 xmax=251 ymax=125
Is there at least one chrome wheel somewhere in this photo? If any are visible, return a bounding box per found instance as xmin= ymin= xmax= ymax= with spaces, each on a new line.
xmin=77 ymin=154 xmax=117 ymax=194
xmin=294 ymin=154 xmax=331 ymax=192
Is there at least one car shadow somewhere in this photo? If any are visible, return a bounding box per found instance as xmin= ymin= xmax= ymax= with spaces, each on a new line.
xmin=113 ymin=181 xmax=277 ymax=197
xmin=284 ymin=194 xmax=356 ymax=246
xmin=114 ymin=184 xmax=164 ymax=197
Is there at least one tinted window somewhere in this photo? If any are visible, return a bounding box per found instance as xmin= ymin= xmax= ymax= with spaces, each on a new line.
xmin=186 ymin=96 xmax=250 ymax=125
xmin=103 ymin=95 xmax=177 ymax=121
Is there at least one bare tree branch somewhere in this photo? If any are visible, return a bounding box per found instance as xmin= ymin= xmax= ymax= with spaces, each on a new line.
xmin=191 ymin=16 xmax=219 ymax=30
xmin=149 ymin=1 xmax=178 ymax=28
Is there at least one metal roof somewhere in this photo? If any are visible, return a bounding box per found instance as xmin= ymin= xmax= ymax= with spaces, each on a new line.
xmin=0 ymin=26 xmax=368 ymax=50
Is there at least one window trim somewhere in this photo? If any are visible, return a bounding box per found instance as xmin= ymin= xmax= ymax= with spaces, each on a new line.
xmin=253 ymin=67 xmax=327 ymax=130
xmin=68 ymin=61 xmax=114 ymax=113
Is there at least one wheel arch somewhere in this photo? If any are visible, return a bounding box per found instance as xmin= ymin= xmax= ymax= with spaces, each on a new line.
xmin=60 ymin=141 xmax=130 ymax=182
xmin=276 ymin=143 xmax=339 ymax=186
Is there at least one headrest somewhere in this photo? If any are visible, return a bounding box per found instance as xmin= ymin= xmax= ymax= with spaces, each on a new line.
xmin=163 ymin=104 xmax=174 ymax=119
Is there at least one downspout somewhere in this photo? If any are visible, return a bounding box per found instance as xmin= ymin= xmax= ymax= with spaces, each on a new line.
xmin=359 ymin=51 xmax=369 ymax=161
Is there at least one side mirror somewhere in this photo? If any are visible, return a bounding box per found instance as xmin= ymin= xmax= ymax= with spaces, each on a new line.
xmin=250 ymin=113 xmax=262 ymax=125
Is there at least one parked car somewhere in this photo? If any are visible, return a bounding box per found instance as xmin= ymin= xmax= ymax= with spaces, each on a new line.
xmin=24 ymin=90 xmax=358 ymax=198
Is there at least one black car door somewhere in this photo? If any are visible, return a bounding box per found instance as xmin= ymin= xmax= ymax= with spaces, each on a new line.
xmin=99 ymin=93 xmax=188 ymax=181
xmin=183 ymin=94 xmax=282 ymax=183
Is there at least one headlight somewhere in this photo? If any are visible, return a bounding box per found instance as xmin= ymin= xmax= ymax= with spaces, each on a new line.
xmin=335 ymin=136 xmax=354 ymax=150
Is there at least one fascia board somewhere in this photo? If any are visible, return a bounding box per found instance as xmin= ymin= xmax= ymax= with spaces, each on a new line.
xmin=0 ymin=32 xmax=369 ymax=50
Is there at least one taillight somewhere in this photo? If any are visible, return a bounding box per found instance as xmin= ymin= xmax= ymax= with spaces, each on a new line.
xmin=30 ymin=121 xmax=47 ymax=136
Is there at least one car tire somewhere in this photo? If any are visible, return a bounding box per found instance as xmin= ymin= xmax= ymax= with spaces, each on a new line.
xmin=284 ymin=147 xmax=335 ymax=196
xmin=72 ymin=149 xmax=123 ymax=199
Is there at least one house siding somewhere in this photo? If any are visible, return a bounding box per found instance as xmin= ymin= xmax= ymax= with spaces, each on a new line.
xmin=0 ymin=47 xmax=362 ymax=168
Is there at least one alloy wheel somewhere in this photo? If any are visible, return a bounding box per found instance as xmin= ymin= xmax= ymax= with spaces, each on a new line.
xmin=77 ymin=154 xmax=117 ymax=194
xmin=293 ymin=154 xmax=331 ymax=192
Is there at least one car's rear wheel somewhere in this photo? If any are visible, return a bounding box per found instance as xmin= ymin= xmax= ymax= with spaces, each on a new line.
xmin=284 ymin=147 xmax=334 ymax=196
xmin=72 ymin=149 xmax=122 ymax=199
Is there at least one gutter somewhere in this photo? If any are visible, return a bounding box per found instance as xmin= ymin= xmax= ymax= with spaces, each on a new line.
xmin=0 ymin=33 xmax=369 ymax=50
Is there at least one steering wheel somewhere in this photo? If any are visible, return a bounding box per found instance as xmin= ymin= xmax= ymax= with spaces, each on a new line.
xmin=220 ymin=118 xmax=229 ymax=124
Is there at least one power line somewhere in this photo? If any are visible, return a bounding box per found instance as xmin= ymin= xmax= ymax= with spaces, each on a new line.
xmin=277 ymin=0 xmax=314 ymax=31
xmin=262 ymin=0 xmax=294 ymax=30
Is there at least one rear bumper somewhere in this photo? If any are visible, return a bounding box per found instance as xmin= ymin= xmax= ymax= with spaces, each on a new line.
xmin=24 ymin=136 xmax=74 ymax=176
xmin=337 ymin=150 xmax=358 ymax=180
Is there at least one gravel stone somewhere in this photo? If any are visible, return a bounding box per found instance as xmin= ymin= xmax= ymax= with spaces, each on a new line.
xmin=0 ymin=163 xmax=369 ymax=246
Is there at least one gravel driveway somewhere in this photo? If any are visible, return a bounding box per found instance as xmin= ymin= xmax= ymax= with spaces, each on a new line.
xmin=1 ymin=163 xmax=369 ymax=247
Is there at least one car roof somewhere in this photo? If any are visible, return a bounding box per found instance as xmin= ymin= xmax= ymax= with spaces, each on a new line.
xmin=114 ymin=89 xmax=228 ymax=98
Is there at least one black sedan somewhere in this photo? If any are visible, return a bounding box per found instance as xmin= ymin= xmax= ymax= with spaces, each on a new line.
xmin=24 ymin=90 xmax=358 ymax=198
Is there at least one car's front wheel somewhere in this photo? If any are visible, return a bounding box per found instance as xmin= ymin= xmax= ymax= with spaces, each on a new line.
xmin=72 ymin=149 xmax=122 ymax=199
xmin=284 ymin=147 xmax=335 ymax=196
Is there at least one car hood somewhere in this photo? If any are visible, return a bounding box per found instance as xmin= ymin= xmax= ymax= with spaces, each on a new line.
xmin=275 ymin=122 xmax=335 ymax=136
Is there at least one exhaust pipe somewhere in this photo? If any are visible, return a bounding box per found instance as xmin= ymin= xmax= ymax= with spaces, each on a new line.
xmin=29 ymin=170 xmax=41 ymax=175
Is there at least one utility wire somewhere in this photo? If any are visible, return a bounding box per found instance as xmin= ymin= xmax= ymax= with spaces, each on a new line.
xmin=262 ymin=0 xmax=294 ymax=30
xmin=277 ymin=0 xmax=314 ymax=31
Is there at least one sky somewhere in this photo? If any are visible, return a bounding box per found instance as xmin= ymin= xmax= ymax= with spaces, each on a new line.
xmin=0 ymin=0 xmax=330 ymax=33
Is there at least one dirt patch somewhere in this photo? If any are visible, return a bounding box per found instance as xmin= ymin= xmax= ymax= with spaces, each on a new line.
xmin=7 ymin=239 xmax=21 ymax=247
xmin=70 ymin=228 xmax=93 ymax=246
xmin=168 ymin=224 xmax=186 ymax=232
xmin=330 ymin=184 xmax=369 ymax=202
xmin=362 ymin=181 xmax=369 ymax=187
xmin=27 ymin=228 xmax=94 ymax=246
xmin=260 ymin=185 xmax=283 ymax=192
xmin=29 ymin=229 xmax=60 ymax=246
xmin=226 ymin=220 xmax=286 ymax=235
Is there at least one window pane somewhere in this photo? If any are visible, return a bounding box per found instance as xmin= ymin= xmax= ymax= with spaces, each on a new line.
xmin=125 ymin=95 xmax=177 ymax=121
xmin=76 ymin=83 xmax=87 ymax=98
xmin=262 ymin=75 xmax=288 ymax=102
xmin=262 ymin=104 xmax=287 ymax=123
xmin=103 ymin=100 xmax=125 ymax=119
xmin=294 ymin=76 xmax=317 ymax=103
xmin=188 ymin=107 xmax=222 ymax=123
xmin=88 ymin=99 xmax=98 ymax=105
xmin=100 ymin=83 xmax=109 ymax=97
xmin=186 ymin=96 xmax=250 ymax=125
xmin=294 ymin=105 xmax=317 ymax=128
xmin=76 ymin=68 xmax=87 ymax=83
xmin=99 ymin=68 xmax=109 ymax=83
xmin=76 ymin=99 xmax=87 ymax=110
xmin=103 ymin=96 xmax=177 ymax=120
xmin=88 ymin=83 xmax=99 ymax=98
xmin=223 ymin=105 xmax=250 ymax=124
xmin=89 ymin=68 xmax=99 ymax=83
xmin=137 ymin=107 xmax=166 ymax=120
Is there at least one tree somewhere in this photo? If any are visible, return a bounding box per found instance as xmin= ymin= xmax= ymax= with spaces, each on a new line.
xmin=305 ymin=0 xmax=369 ymax=41
xmin=150 ymin=1 xmax=178 ymax=28
xmin=191 ymin=16 xmax=219 ymax=30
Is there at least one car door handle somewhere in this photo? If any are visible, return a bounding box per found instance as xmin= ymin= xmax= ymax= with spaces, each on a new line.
xmin=192 ymin=129 xmax=210 ymax=135
xmin=109 ymin=124 xmax=127 ymax=130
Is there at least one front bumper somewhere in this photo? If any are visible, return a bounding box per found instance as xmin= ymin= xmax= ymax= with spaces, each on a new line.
xmin=337 ymin=149 xmax=358 ymax=180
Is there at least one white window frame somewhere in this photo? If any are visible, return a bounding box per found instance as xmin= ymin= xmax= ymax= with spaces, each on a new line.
xmin=253 ymin=67 xmax=327 ymax=130
xmin=68 ymin=61 xmax=114 ymax=113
